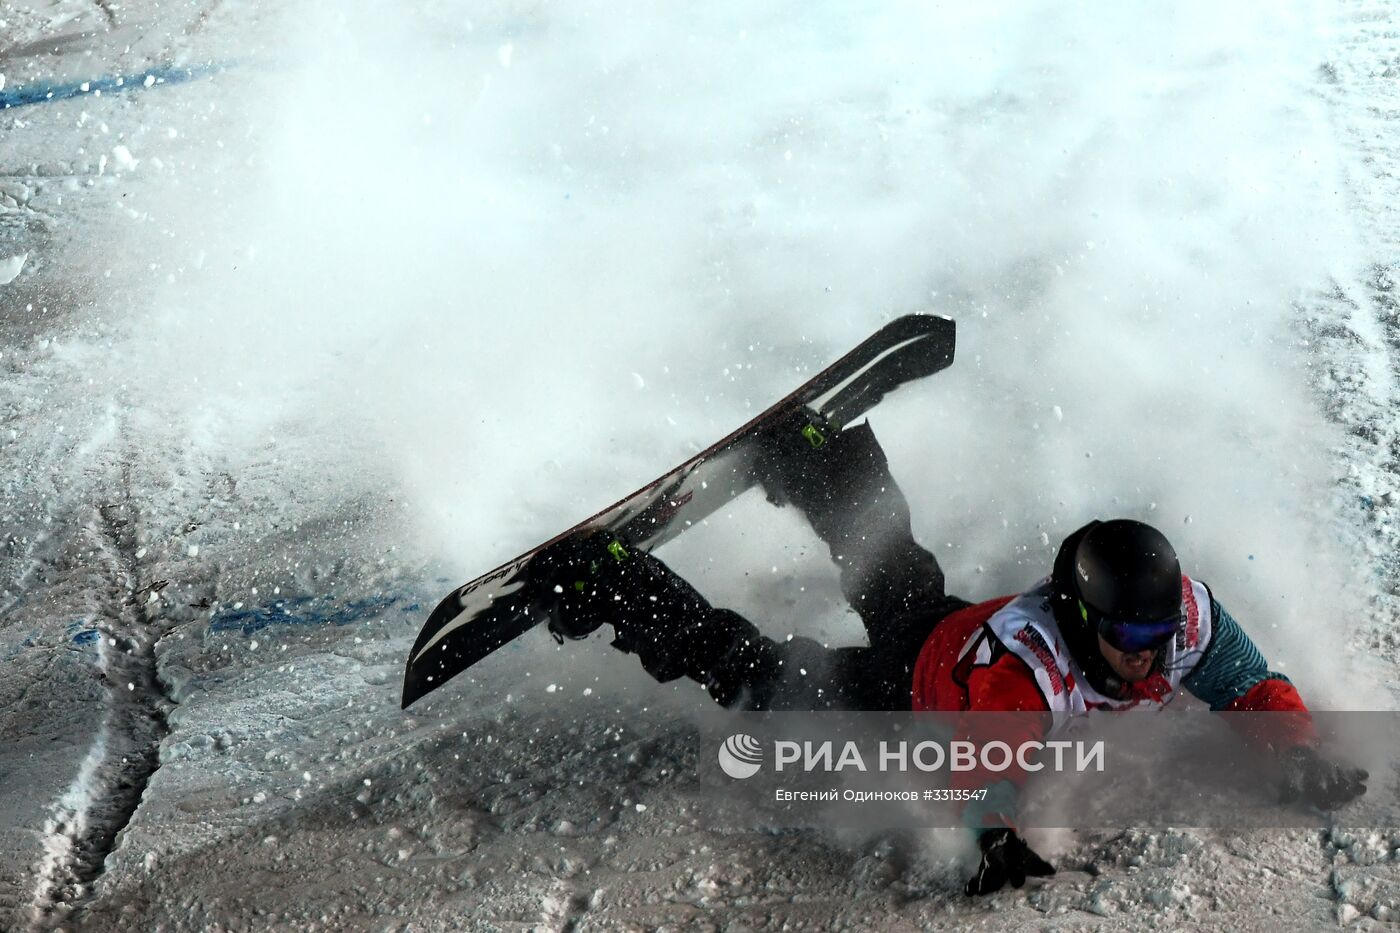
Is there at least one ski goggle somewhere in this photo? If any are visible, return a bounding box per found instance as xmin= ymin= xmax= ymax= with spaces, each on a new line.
xmin=1079 ymin=600 xmax=1181 ymax=653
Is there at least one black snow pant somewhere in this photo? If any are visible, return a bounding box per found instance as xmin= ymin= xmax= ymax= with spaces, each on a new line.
xmin=618 ymin=420 xmax=969 ymax=711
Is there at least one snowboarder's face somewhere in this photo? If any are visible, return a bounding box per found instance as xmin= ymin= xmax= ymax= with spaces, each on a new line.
xmin=1096 ymin=634 xmax=1156 ymax=682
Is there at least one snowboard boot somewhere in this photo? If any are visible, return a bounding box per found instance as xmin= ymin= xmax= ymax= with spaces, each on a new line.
xmin=753 ymin=406 xmax=845 ymax=513
xmin=532 ymin=530 xmax=646 ymax=642
xmin=753 ymin=407 xmax=910 ymax=544
xmin=534 ymin=531 xmax=804 ymax=709
xmin=752 ymin=408 xmax=948 ymax=622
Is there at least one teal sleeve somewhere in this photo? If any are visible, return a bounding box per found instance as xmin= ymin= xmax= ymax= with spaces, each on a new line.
xmin=962 ymin=779 xmax=1019 ymax=834
xmin=1181 ymin=597 xmax=1291 ymax=710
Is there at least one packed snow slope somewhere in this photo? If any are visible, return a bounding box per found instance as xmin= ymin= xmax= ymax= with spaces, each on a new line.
xmin=4 ymin=0 xmax=1400 ymax=929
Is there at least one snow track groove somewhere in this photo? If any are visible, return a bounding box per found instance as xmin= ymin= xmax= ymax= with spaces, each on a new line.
xmin=28 ymin=463 xmax=179 ymax=931
xmin=1311 ymin=2 xmax=1400 ymax=671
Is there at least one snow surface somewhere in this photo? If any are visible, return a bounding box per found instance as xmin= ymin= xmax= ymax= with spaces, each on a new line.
xmin=4 ymin=0 xmax=1400 ymax=929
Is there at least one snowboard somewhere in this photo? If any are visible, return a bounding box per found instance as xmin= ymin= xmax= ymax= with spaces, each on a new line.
xmin=402 ymin=314 xmax=957 ymax=708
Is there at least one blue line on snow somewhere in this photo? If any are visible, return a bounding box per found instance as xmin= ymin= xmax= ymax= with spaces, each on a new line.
xmin=64 ymin=618 xmax=101 ymax=646
xmin=209 ymin=594 xmax=414 ymax=636
xmin=0 ymin=63 xmax=222 ymax=110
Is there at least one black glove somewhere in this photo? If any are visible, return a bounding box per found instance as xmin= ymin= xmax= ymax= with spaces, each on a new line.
xmin=1279 ymin=745 xmax=1368 ymax=811
xmin=964 ymin=829 xmax=1055 ymax=896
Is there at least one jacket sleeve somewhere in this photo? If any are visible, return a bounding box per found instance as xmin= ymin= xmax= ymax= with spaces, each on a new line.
xmin=956 ymin=648 xmax=1051 ymax=830
xmin=968 ymin=650 xmax=1053 ymax=713
xmin=1182 ymin=598 xmax=1301 ymax=708
xmin=1182 ymin=597 xmax=1314 ymax=748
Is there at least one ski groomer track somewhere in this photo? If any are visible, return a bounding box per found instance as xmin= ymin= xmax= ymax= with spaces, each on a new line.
xmin=28 ymin=461 xmax=178 ymax=930
xmin=1304 ymin=2 xmax=1400 ymax=675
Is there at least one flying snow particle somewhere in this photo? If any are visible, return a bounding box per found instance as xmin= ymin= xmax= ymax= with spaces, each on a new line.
xmin=546 ymin=683 xmax=559 ymax=693
xmin=187 ymin=544 xmax=199 ymax=557
xmin=631 ymin=372 xmax=645 ymax=389
xmin=498 ymin=43 xmax=514 ymax=68
xmin=1053 ymin=405 xmax=1063 ymax=421
xmin=143 ymin=75 xmax=155 ymax=88
xmin=112 ymin=145 xmax=137 ymax=170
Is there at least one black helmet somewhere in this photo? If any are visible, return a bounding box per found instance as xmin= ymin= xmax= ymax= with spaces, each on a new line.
xmin=1053 ymin=519 xmax=1182 ymax=653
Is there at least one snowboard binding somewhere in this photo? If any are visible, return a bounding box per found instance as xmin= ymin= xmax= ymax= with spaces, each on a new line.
xmin=753 ymin=406 xmax=843 ymax=509
xmin=753 ymin=405 xmax=894 ymax=528
xmin=531 ymin=530 xmax=635 ymax=642
xmin=533 ymin=530 xmax=712 ymax=646
xmin=533 ymin=530 xmax=784 ymax=702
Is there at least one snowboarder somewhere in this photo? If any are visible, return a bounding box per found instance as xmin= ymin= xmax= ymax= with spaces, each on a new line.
xmin=536 ymin=410 xmax=1368 ymax=895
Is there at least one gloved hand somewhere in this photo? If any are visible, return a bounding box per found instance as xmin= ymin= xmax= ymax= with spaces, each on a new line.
xmin=964 ymin=828 xmax=1055 ymax=896
xmin=1279 ymin=745 xmax=1368 ymax=810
